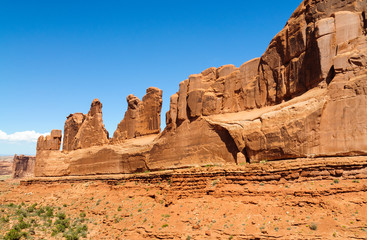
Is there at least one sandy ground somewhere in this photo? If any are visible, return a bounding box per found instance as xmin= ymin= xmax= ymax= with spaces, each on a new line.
xmin=0 ymin=158 xmax=367 ymax=240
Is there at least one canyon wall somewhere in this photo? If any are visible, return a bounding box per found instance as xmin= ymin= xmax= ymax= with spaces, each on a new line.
xmin=35 ymin=0 xmax=367 ymax=177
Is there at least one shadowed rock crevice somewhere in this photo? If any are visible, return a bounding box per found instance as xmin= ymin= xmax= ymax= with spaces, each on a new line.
xmin=209 ymin=124 xmax=240 ymax=163
xmin=326 ymin=65 xmax=336 ymax=85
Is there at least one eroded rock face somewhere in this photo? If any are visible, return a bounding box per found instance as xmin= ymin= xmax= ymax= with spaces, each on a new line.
xmin=148 ymin=118 xmax=238 ymax=170
xmin=62 ymin=113 xmax=86 ymax=151
xmin=35 ymin=135 xmax=153 ymax=177
xmin=113 ymin=87 xmax=162 ymax=142
xmin=155 ymin=0 xmax=367 ymax=166
xmin=72 ymin=99 xmax=109 ymax=149
xmin=35 ymin=0 xmax=367 ymax=176
xmin=62 ymin=99 xmax=109 ymax=151
xmin=37 ymin=130 xmax=62 ymax=151
xmin=12 ymin=155 xmax=35 ymax=179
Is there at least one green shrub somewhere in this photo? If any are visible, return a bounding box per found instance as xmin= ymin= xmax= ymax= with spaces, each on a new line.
xmin=79 ymin=212 xmax=86 ymax=218
xmin=16 ymin=219 xmax=30 ymax=229
xmin=63 ymin=230 xmax=80 ymax=240
xmin=45 ymin=206 xmax=54 ymax=217
xmin=4 ymin=228 xmax=24 ymax=240
xmin=0 ymin=215 xmax=9 ymax=223
xmin=36 ymin=207 xmax=45 ymax=216
xmin=57 ymin=212 xmax=66 ymax=220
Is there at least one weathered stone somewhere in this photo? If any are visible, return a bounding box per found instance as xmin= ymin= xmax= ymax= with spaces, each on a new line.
xmin=177 ymin=80 xmax=189 ymax=121
xmin=62 ymin=113 xmax=86 ymax=151
xmin=34 ymin=0 xmax=367 ymax=176
xmin=187 ymin=90 xmax=204 ymax=118
xmin=335 ymin=11 xmax=362 ymax=45
xmin=148 ymin=119 xmax=238 ymax=170
xmin=12 ymin=154 xmax=35 ymax=179
xmin=113 ymin=87 xmax=162 ymax=141
xmin=217 ymin=64 xmax=236 ymax=78
xmin=166 ymin=93 xmax=178 ymax=127
xmin=35 ymin=135 xmax=154 ymax=177
xmin=72 ymin=99 xmax=109 ymax=149
xmin=202 ymin=92 xmax=218 ymax=116
xmin=37 ymin=130 xmax=62 ymax=151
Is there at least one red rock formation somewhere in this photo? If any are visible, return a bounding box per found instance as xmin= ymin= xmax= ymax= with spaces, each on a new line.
xmin=62 ymin=113 xmax=86 ymax=151
xmin=71 ymin=99 xmax=109 ymax=150
xmin=12 ymin=154 xmax=35 ymax=179
xmin=34 ymin=0 xmax=367 ymax=176
xmin=113 ymin=87 xmax=162 ymax=142
xmin=37 ymin=130 xmax=62 ymax=151
xmin=61 ymin=99 xmax=109 ymax=151
xmin=152 ymin=0 xmax=367 ymax=166
xmin=0 ymin=156 xmax=13 ymax=176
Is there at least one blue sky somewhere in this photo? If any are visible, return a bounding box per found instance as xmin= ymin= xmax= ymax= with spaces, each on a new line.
xmin=0 ymin=0 xmax=302 ymax=155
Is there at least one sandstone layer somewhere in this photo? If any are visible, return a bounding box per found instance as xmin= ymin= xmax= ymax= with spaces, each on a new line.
xmin=12 ymin=154 xmax=35 ymax=179
xmin=35 ymin=0 xmax=367 ymax=177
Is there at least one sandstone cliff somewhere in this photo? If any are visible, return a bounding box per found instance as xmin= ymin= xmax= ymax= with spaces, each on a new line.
xmin=12 ymin=155 xmax=35 ymax=179
xmin=34 ymin=0 xmax=367 ymax=177
xmin=35 ymin=91 xmax=160 ymax=177
xmin=153 ymin=0 xmax=367 ymax=168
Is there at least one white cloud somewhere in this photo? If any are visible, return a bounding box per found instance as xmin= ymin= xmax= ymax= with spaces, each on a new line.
xmin=0 ymin=130 xmax=49 ymax=143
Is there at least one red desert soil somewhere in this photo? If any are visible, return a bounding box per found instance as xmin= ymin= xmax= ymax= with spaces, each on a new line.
xmin=1 ymin=157 xmax=367 ymax=240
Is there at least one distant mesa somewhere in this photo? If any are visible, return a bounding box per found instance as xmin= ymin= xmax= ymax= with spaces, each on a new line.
xmin=34 ymin=0 xmax=367 ymax=177
xmin=12 ymin=154 xmax=35 ymax=179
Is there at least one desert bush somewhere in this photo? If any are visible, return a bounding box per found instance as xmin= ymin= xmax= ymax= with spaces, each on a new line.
xmin=45 ymin=206 xmax=54 ymax=217
xmin=0 ymin=215 xmax=9 ymax=223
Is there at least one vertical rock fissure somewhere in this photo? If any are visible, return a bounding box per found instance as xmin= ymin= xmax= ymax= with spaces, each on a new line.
xmin=326 ymin=65 xmax=336 ymax=85
xmin=242 ymin=147 xmax=251 ymax=164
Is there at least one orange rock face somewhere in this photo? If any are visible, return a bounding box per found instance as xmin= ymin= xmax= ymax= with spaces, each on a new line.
xmin=157 ymin=0 xmax=367 ymax=166
xmin=71 ymin=99 xmax=109 ymax=150
xmin=61 ymin=99 xmax=109 ymax=151
xmin=37 ymin=130 xmax=62 ymax=151
xmin=12 ymin=154 xmax=35 ymax=179
xmin=35 ymin=0 xmax=367 ymax=176
xmin=112 ymin=87 xmax=162 ymax=142
xmin=62 ymin=113 xmax=86 ymax=151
